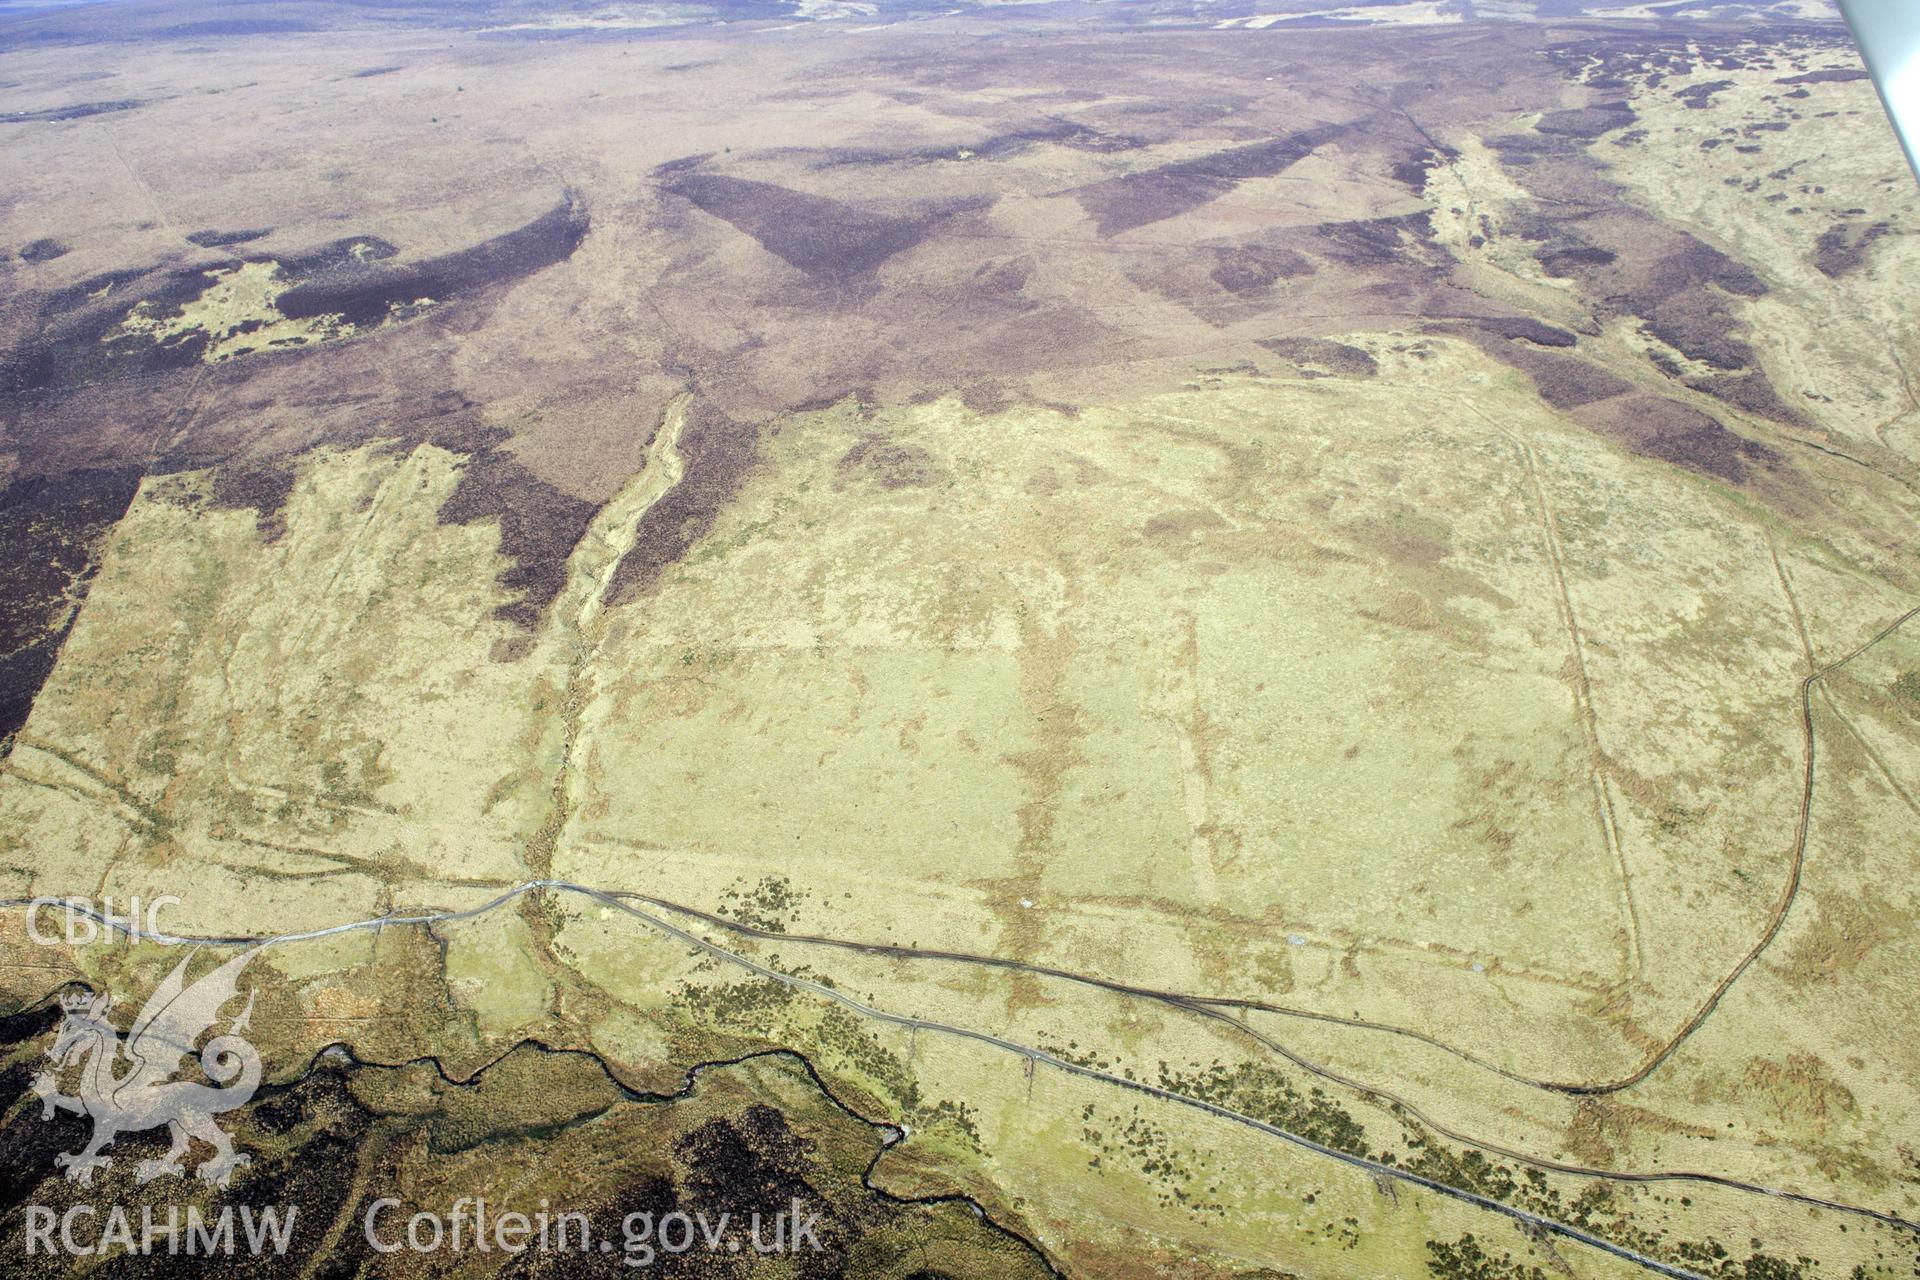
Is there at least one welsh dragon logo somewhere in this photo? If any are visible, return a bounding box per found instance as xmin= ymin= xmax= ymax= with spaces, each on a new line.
xmin=31 ymin=948 xmax=263 ymax=1188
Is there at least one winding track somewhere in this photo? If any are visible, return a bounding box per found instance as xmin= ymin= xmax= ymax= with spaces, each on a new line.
xmin=7 ymin=399 xmax=1918 ymax=1274
xmin=2 ymin=604 xmax=1916 ymax=1274
xmin=2 ymin=885 xmax=1710 ymax=1280
xmin=10 ymin=876 xmax=1920 ymax=1275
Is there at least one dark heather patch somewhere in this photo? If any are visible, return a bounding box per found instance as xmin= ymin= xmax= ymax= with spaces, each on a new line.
xmin=1075 ymin=125 xmax=1345 ymax=237
xmin=664 ymin=175 xmax=940 ymax=282
xmin=958 ymin=383 xmax=1012 ymax=416
xmin=437 ymin=446 xmax=598 ymax=634
xmin=7 ymin=266 xmax=218 ymax=393
xmin=184 ymin=227 xmax=272 ymax=249
xmin=1675 ymin=80 xmax=1735 ymax=110
xmin=1390 ymin=147 xmax=1455 ymax=193
xmin=1661 ymin=241 xmax=1760 ymax=294
xmin=608 ymin=399 xmax=758 ymax=606
xmin=1477 ymin=340 xmax=1632 ymax=410
xmin=1522 ymin=224 xmax=1788 ymax=422
xmin=44 ymin=267 xmax=156 ymax=315
xmin=1643 ymin=291 xmax=1757 ymax=372
xmin=276 ymin=235 xmax=399 ymax=278
xmin=838 ymin=434 xmax=944 ymax=489
xmin=1686 ymin=368 xmax=1811 ymax=426
xmin=18 ymin=238 xmax=67 ymax=263
xmin=277 ymin=199 xmax=588 ymax=326
xmin=160 ymin=18 xmax=316 ymax=36
xmin=1776 ymin=68 xmax=1868 ymax=85
xmin=1312 ymin=211 xmax=1439 ymax=268
xmin=0 ymin=99 xmax=142 ymax=124
xmin=1210 ymin=246 xmax=1314 ymax=293
xmin=1813 ymin=220 xmax=1892 ymax=278
xmin=1534 ymin=104 xmax=1636 ymax=139
xmin=1486 ymin=132 xmax=1580 ymax=164
xmin=1258 ymin=337 xmax=1377 ymax=378
xmin=0 ymin=466 xmax=143 ymax=749
xmin=1470 ymin=316 xmax=1578 ymax=348
xmin=1588 ymin=394 xmax=1777 ymax=483
xmin=808 ymin=119 xmax=1130 ymax=169
xmin=652 ymin=152 xmax=714 ymax=177
xmin=970 ymin=254 xmax=1035 ymax=301
xmin=674 ymin=1107 xmax=819 ymax=1220
xmin=208 ymin=458 xmax=298 ymax=540
xmin=1538 ymin=245 xmax=1615 ymax=275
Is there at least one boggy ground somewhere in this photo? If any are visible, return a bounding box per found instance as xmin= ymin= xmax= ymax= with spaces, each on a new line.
xmin=1 ymin=2 xmax=1918 ymax=1276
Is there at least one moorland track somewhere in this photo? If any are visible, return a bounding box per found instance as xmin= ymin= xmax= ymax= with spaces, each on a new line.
xmin=7 ymin=404 xmax=1919 ymax=1270
xmin=0 ymin=889 xmax=1733 ymax=1280
xmin=1557 ymin=599 xmax=1920 ymax=1093
xmin=6 ymin=875 xmax=1917 ymax=1264
xmin=5 ymin=582 xmax=1918 ymax=1266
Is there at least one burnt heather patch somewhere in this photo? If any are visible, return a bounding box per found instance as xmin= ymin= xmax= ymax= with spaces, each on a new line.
xmin=184 ymin=227 xmax=272 ymax=249
xmin=608 ymin=399 xmax=759 ymax=606
xmin=16 ymin=238 xmax=67 ymax=263
xmin=1258 ymin=337 xmax=1377 ymax=379
xmin=0 ymin=99 xmax=141 ymax=123
xmin=4 ymin=199 xmax=584 ymax=394
xmin=438 ymin=440 xmax=600 ymax=634
xmin=1075 ymin=125 xmax=1346 ymax=237
xmin=1586 ymin=393 xmax=1777 ymax=484
xmin=277 ymin=199 xmax=586 ymax=326
xmin=1211 ymin=245 xmax=1316 ymax=294
xmin=0 ymin=466 xmax=142 ymax=750
xmin=663 ymin=174 xmax=952 ymax=284
xmin=1812 ymin=220 xmax=1894 ymax=278
xmin=1475 ymin=340 xmax=1632 ymax=410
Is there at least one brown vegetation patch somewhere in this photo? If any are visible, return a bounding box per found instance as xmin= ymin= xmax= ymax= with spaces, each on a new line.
xmin=1482 ymin=341 xmax=1631 ymax=410
xmin=1812 ymin=220 xmax=1893 ymax=278
xmin=1565 ymin=1097 xmax=1716 ymax=1166
xmin=1142 ymin=508 xmax=1229 ymax=542
xmin=437 ymin=441 xmax=600 ymax=633
xmin=0 ymin=466 xmax=142 ymax=747
xmin=1742 ymin=1054 xmax=1857 ymax=1133
xmin=1775 ymin=68 xmax=1868 ymax=86
xmin=184 ymin=228 xmax=271 ymax=249
xmin=836 ymin=434 xmax=944 ymax=490
xmin=1211 ymin=246 xmax=1315 ymax=294
xmin=1776 ymin=888 xmax=1900 ymax=986
xmin=1584 ymin=394 xmax=1776 ymax=483
xmin=1257 ymin=337 xmax=1377 ymax=379
xmin=607 ymin=399 xmax=759 ymax=606
xmin=277 ymin=197 xmax=586 ymax=325
xmin=664 ymin=174 xmax=946 ymax=284
xmin=1535 ymin=103 xmax=1636 ymax=139
xmin=1075 ymin=126 xmax=1345 ymax=237
xmin=1892 ymin=671 xmax=1920 ymax=718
